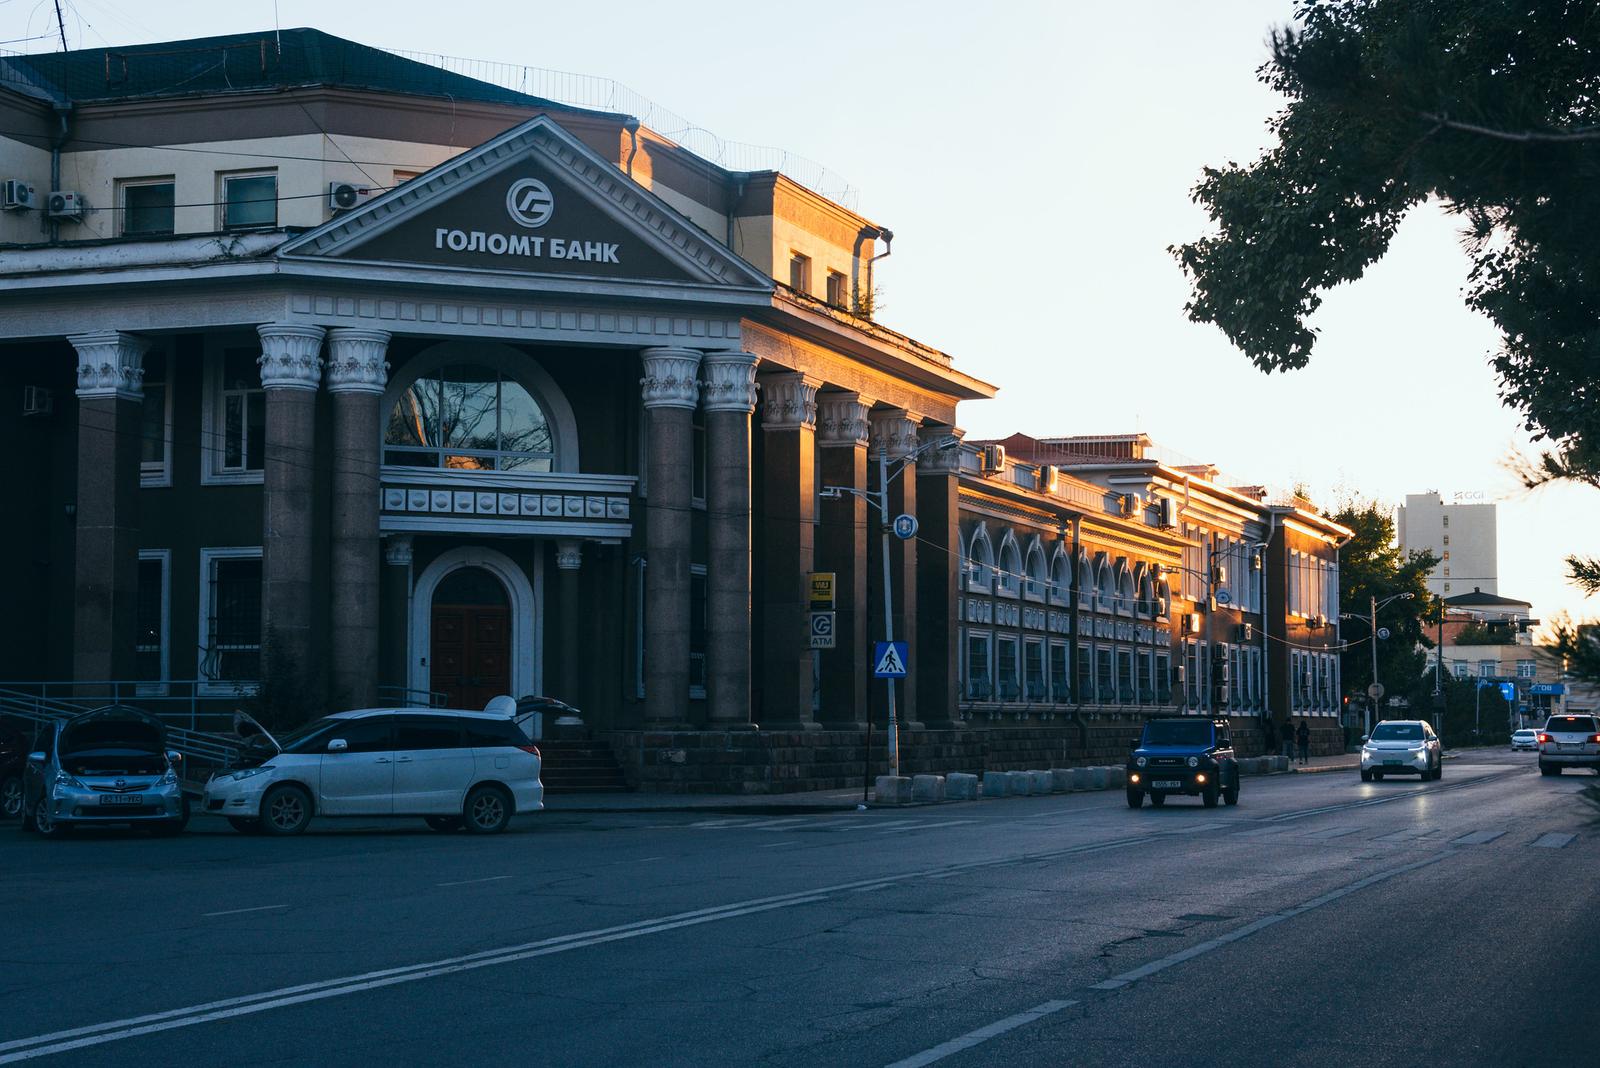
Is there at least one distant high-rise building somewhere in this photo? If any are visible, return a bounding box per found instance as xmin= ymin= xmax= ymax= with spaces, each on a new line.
xmin=1396 ymin=492 xmax=1497 ymax=597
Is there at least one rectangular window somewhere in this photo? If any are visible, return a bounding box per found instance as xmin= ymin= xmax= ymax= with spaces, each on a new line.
xmin=1155 ymin=652 xmax=1172 ymax=704
xmin=966 ymin=632 xmax=992 ymax=701
xmin=825 ymin=270 xmax=847 ymax=308
xmin=1023 ymin=638 xmax=1045 ymax=702
xmin=788 ymin=252 xmax=811 ymax=293
xmin=1517 ymin=660 xmax=1536 ymax=679
xmin=1290 ymin=651 xmax=1301 ymax=711
xmin=222 ymin=171 xmax=277 ymax=230
xmin=1138 ymin=649 xmax=1154 ymax=704
xmin=1250 ymin=648 xmax=1262 ymax=708
xmin=1478 ymin=660 xmax=1495 ymax=679
xmin=200 ymin=548 xmax=262 ymax=693
xmin=140 ymin=350 xmax=172 ymax=486
xmin=997 ymin=636 xmax=1019 ymax=701
xmin=1231 ymin=646 xmax=1243 ymax=709
xmin=1049 ymin=642 xmax=1069 ymax=703
xmin=1097 ymin=646 xmax=1115 ymax=705
xmin=1077 ymin=642 xmax=1093 ymax=703
xmin=206 ymin=348 xmax=266 ymax=482
xmin=689 ymin=565 xmax=707 ymax=698
xmin=1442 ymin=534 xmax=1450 ymax=546
xmin=135 ymin=551 xmax=169 ymax=692
xmin=1117 ymin=649 xmax=1134 ymax=704
xmin=121 ymin=178 xmax=175 ymax=236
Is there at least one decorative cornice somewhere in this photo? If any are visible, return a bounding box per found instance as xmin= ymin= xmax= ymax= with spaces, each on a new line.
xmin=760 ymin=371 xmax=820 ymax=432
xmin=325 ymin=328 xmax=391 ymax=396
xmin=815 ymin=391 xmax=874 ymax=448
xmin=70 ymin=331 xmax=149 ymax=401
xmin=257 ymin=323 xmax=327 ymax=392
xmin=869 ymin=407 xmax=922 ymax=460
xmin=555 ymin=539 xmax=583 ymax=571
xmin=383 ymin=534 xmax=414 ymax=567
xmin=917 ymin=425 xmax=967 ymax=473
xmin=700 ymin=351 xmax=760 ymax=414
xmin=640 ymin=347 xmax=702 ymax=410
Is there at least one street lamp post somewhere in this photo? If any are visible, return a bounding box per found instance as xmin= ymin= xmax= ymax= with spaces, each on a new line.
xmin=1341 ymin=592 xmax=1413 ymax=735
xmin=821 ymin=434 xmax=959 ymax=781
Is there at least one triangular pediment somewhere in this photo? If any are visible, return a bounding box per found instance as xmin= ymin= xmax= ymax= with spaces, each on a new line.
xmin=279 ymin=115 xmax=771 ymax=290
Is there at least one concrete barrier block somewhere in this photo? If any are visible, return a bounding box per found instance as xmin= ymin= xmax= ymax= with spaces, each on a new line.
xmin=947 ymin=772 xmax=980 ymax=800
xmin=1071 ymin=767 xmax=1093 ymax=791
xmin=1087 ymin=767 xmax=1110 ymax=791
xmin=1050 ymin=768 xmax=1076 ymax=792
xmin=1030 ymin=770 xmax=1054 ymax=794
xmin=1273 ymin=756 xmax=1290 ymax=773
xmin=874 ymin=775 xmax=912 ymax=805
xmin=982 ymin=771 xmax=1011 ymax=797
xmin=911 ymin=774 xmax=946 ymax=803
xmin=1106 ymin=767 xmax=1127 ymax=789
xmin=1006 ymin=770 xmax=1034 ymax=796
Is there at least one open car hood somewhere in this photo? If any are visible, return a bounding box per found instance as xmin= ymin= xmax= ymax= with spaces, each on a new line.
xmin=232 ymin=711 xmax=281 ymax=755
xmin=58 ymin=704 xmax=166 ymax=755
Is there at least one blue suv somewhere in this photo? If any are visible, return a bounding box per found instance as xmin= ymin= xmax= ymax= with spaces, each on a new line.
xmin=1127 ymin=717 xmax=1239 ymax=809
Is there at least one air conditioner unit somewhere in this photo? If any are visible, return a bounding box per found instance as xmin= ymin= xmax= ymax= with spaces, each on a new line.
xmin=1038 ymin=464 xmax=1058 ymax=493
xmin=1120 ymin=492 xmax=1142 ymax=517
xmin=1235 ymin=622 xmax=1253 ymax=642
xmin=1306 ymin=613 xmax=1327 ymax=630
xmin=328 ymin=181 xmax=374 ymax=212
xmin=1157 ymin=497 xmax=1176 ymax=528
xmin=46 ymin=190 xmax=84 ymax=221
xmin=1 ymin=180 xmax=35 ymax=211
xmin=22 ymin=385 xmax=53 ymax=416
xmin=980 ymin=444 xmax=1007 ymax=473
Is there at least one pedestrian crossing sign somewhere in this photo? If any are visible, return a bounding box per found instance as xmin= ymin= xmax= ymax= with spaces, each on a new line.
xmin=873 ymin=641 xmax=909 ymax=678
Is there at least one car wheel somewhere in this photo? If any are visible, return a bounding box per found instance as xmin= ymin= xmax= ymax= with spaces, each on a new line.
xmin=1126 ymin=789 xmax=1144 ymax=809
xmin=463 ymin=785 xmax=512 ymax=834
xmin=1434 ymin=761 xmax=1443 ymax=781
xmin=1148 ymin=792 xmax=1166 ymax=808
xmin=1223 ymin=785 xmax=1239 ymax=806
xmin=1360 ymin=768 xmax=1373 ymax=783
xmin=227 ymin=817 xmax=262 ymax=834
xmin=1201 ymin=782 xmax=1220 ymax=808
xmin=1373 ymin=771 xmax=1384 ymax=781
xmin=259 ymin=784 xmax=313 ymax=836
xmin=34 ymin=798 xmax=68 ymax=839
xmin=0 ymin=775 xmax=21 ymax=821
xmin=425 ymin=816 xmax=464 ymax=832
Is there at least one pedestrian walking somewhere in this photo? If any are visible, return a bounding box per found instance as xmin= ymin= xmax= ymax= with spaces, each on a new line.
xmin=1296 ymin=720 xmax=1310 ymax=764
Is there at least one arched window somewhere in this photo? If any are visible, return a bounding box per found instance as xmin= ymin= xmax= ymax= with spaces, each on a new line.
xmin=1096 ymin=555 xmax=1115 ymax=613
xmin=1023 ymin=538 xmax=1047 ymax=601
xmin=384 ymin=363 xmax=555 ymax=471
xmin=997 ymin=532 xmax=1022 ymax=598
xmin=1134 ymin=564 xmax=1154 ymax=618
xmin=1049 ymin=547 xmax=1071 ymax=606
xmin=1116 ymin=559 xmax=1135 ymax=617
xmin=1078 ymin=553 xmax=1095 ymax=606
xmin=968 ymin=526 xmax=995 ymax=593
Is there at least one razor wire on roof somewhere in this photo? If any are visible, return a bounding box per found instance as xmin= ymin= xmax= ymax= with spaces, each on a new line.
xmin=385 ymin=48 xmax=862 ymax=210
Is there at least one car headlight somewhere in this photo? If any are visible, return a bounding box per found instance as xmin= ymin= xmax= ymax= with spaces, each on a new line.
xmin=158 ymin=768 xmax=178 ymax=787
xmin=1187 ymin=756 xmax=1199 ymax=768
xmin=52 ymin=770 xmax=85 ymax=790
xmin=1135 ymin=756 xmax=1147 ymax=768
xmin=229 ymin=766 xmax=274 ymax=782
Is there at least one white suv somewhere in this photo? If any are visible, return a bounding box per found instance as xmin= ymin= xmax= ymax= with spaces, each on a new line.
xmin=204 ymin=708 xmax=543 ymax=835
xmin=1359 ymin=720 xmax=1443 ymax=781
xmin=1537 ymin=714 xmax=1600 ymax=776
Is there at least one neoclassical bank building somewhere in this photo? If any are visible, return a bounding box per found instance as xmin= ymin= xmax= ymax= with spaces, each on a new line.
xmin=0 ymin=33 xmax=995 ymax=764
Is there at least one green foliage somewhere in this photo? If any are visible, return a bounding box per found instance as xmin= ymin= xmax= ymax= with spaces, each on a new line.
xmin=1551 ymin=618 xmax=1600 ymax=686
xmin=1327 ymin=499 xmax=1439 ymax=707
xmin=1174 ymin=1 xmax=1600 ymax=475
xmin=1452 ymin=622 xmax=1511 ymax=646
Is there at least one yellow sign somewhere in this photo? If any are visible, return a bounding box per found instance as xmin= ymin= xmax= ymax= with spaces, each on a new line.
xmin=808 ymin=572 xmax=836 ymax=610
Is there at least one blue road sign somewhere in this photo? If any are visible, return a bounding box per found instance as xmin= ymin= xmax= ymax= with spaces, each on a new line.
xmin=873 ymin=641 xmax=909 ymax=678
xmin=892 ymin=514 xmax=919 ymax=540
xmin=1530 ymin=683 xmax=1566 ymax=696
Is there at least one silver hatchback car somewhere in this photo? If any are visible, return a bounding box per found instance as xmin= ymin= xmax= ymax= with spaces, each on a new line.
xmin=20 ymin=705 xmax=189 ymax=838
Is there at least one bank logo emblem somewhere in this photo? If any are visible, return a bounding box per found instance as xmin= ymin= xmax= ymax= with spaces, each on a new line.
xmin=506 ymin=178 xmax=555 ymax=229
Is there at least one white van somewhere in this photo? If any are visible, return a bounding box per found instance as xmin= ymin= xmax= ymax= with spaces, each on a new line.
xmin=203 ymin=708 xmax=543 ymax=835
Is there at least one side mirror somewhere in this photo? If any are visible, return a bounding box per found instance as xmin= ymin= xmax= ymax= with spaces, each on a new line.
xmin=1360 ymin=734 xmax=1369 ymax=744
xmin=26 ymin=751 xmax=46 ymax=764
xmin=166 ymin=750 xmax=183 ymax=765
xmin=327 ymin=738 xmax=349 ymax=753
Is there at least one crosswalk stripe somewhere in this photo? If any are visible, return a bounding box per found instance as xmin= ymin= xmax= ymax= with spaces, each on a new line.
xmin=1374 ymin=828 xmax=1437 ymax=843
xmin=1532 ymin=832 xmax=1576 ymax=849
xmin=1451 ymin=830 xmax=1506 ymax=845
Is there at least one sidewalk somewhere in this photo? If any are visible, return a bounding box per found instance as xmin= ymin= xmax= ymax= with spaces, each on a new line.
xmin=543 ymin=785 xmax=868 ymax=815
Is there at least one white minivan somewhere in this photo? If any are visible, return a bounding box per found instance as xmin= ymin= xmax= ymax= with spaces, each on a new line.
xmin=203 ymin=708 xmax=543 ymax=835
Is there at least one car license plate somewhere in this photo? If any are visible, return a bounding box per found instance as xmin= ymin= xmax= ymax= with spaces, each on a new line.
xmin=1559 ymin=743 xmax=1579 ymax=751
xmin=98 ymin=793 xmax=143 ymax=806
xmin=1153 ymin=780 xmax=1183 ymax=789
xmin=1383 ymin=759 xmax=1402 ymax=765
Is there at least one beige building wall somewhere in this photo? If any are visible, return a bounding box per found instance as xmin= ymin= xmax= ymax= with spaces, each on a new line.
xmin=1397 ymin=491 xmax=1497 ymax=598
xmin=0 ymin=136 xmax=53 ymax=244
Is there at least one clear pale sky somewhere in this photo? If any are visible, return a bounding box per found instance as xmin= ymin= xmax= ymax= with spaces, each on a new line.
xmin=7 ymin=0 xmax=1597 ymax=631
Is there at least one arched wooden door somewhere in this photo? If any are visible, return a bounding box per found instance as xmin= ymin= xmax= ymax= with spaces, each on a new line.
xmin=429 ymin=566 xmax=511 ymax=710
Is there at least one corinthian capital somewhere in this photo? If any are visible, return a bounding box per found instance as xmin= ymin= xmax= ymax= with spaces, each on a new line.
xmin=869 ymin=407 xmax=922 ymax=460
xmin=325 ymin=328 xmax=391 ymax=396
xmin=257 ymin=324 xmax=327 ymax=392
xmin=70 ymin=331 xmax=150 ymax=401
xmin=700 ymin=351 xmax=760 ymax=414
xmin=760 ymin=371 xmax=819 ymax=431
xmin=640 ymin=347 xmax=702 ymax=410
xmin=816 ymin=391 xmax=874 ymax=448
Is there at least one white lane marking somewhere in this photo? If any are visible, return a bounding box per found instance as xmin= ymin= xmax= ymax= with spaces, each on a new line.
xmin=883 ymin=1000 xmax=1078 ymax=1068
xmin=1532 ymin=832 xmax=1576 ymax=849
xmin=759 ymin=841 xmax=798 ymax=849
xmin=631 ymin=857 xmax=665 ymax=863
xmin=863 ymin=820 xmax=920 ymax=831
xmin=200 ymin=904 xmax=287 ymax=918
xmin=1451 ymin=830 xmax=1506 ymax=845
xmin=687 ymin=818 xmax=755 ymax=828
xmin=1301 ymin=826 xmax=1360 ymax=840
xmin=745 ymin=817 xmax=808 ymax=830
xmin=1374 ymin=828 xmax=1437 ymax=843
xmin=1087 ymin=853 xmax=1448 ymax=992
xmin=0 ymin=825 xmax=1217 ymax=1063
xmin=876 ymin=820 xmax=974 ymax=833
xmin=436 ymin=876 xmax=512 ymax=888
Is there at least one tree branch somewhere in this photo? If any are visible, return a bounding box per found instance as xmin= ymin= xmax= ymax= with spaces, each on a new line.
xmin=1417 ymin=112 xmax=1600 ymax=144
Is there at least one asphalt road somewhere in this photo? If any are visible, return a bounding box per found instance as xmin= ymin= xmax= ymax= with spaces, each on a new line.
xmin=1 ymin=749 xmax=1595 ymax=1067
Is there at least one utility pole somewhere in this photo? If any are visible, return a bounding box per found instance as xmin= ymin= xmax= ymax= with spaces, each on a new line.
xmin=877 ymin=445 xmax=900 ymax=777
xmin=52 ymin=0 xmax=68 ymax=51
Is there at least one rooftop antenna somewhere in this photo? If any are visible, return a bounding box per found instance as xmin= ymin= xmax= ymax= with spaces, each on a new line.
xmin=52 ymin=0 xmax=68 ymax=50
